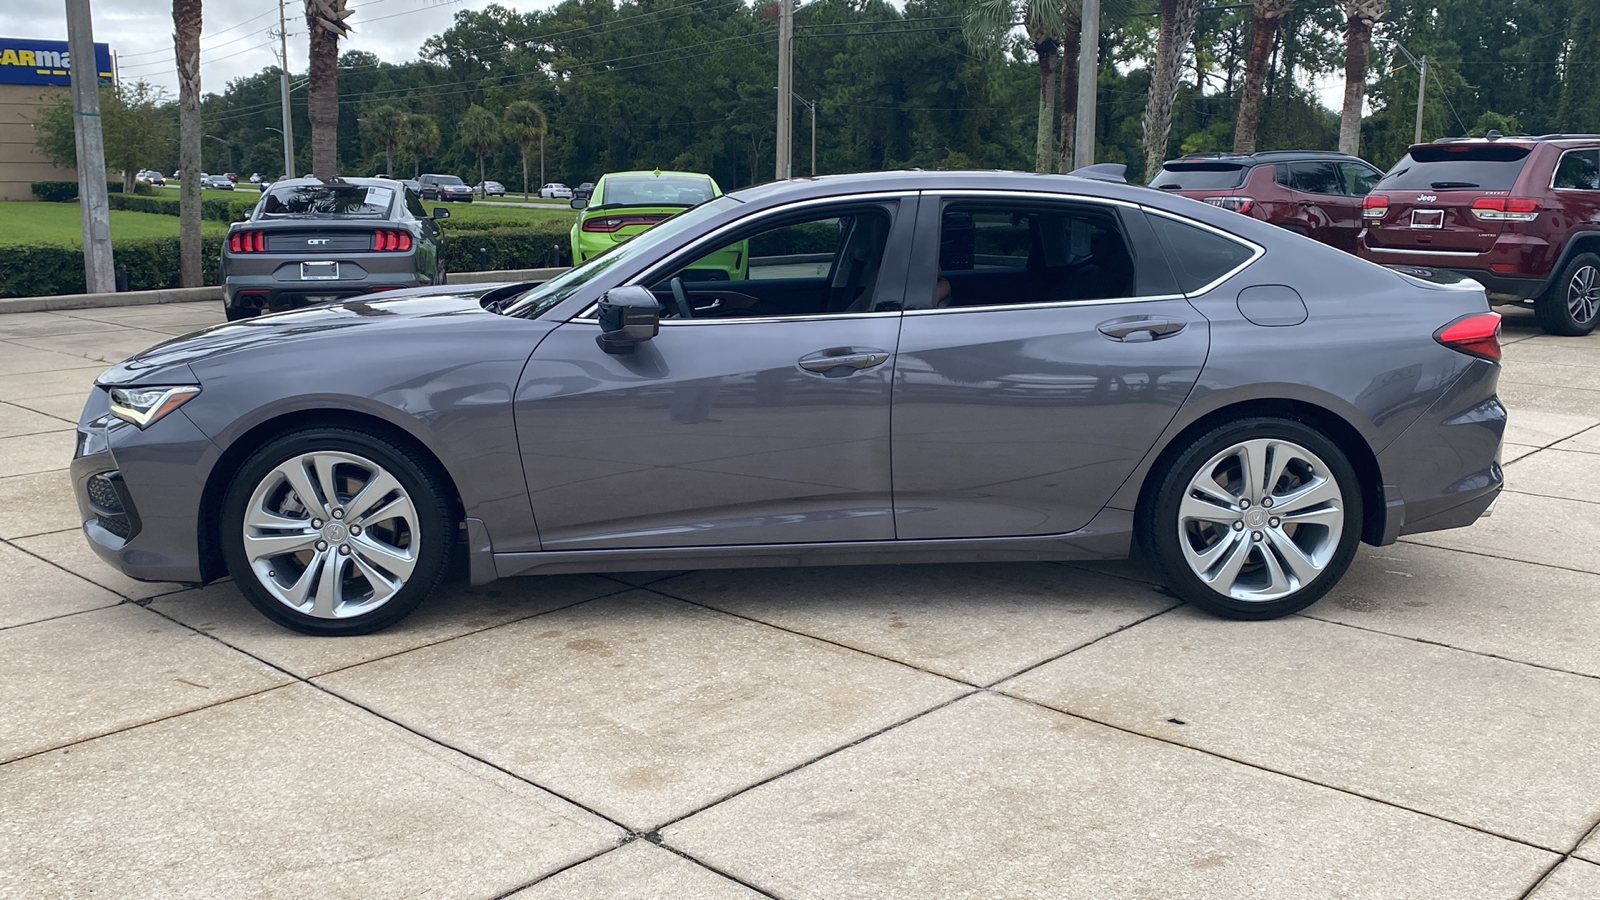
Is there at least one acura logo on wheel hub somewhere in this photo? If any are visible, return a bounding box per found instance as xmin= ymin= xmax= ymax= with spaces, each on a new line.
xmin=321 ymin=522 xmax=349 ymax=544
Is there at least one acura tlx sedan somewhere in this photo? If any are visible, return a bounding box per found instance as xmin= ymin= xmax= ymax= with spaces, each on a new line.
xmin=72 ymin=170 xmax=1506 ymax=635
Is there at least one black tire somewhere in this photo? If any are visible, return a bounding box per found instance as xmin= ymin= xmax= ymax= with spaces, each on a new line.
xmin=1138 ymin=417 xmax=1363 ymax=620
xmin=224 ymin=305 xmax=259 ymax=321
xmin=1535 ymin=252 xmax=1600 ymax=336
xmin=220 ymin=426 xmax=455 ymax=635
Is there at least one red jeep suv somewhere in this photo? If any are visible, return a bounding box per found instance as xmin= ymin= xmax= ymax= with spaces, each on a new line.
xmin=1151 ymin=151 xmax=1385 ymax=253
xmin=1358 ymin=134 xmax=1600 ymax=335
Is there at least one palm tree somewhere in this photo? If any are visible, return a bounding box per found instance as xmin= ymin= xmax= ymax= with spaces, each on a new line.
xmin=966 ymin=0 xmax=1067 ymax=173
xmin=304 ymin=0 xmax=352 ymax=179
xmin=1338 ymin=0 xmax=1388 ymax=156
xmin=458 ymin=104 xmax=501 ymax=191
xmin=361 ymin=105 xmax=405 ymax=176
xmin=1142 ymin=0 xmax=1203 ymax=182
xmin=398 ymin=114 xmax=439 ymax=178
xmin=502 ymin=100 xmax=547 ymax=200
xmin=1056 ymin=6 xmax=1081 ymax=173
xmin=1233 ymin=0 xmax=1294 ymax=154
xmin=172 ymin=0 xmax=202 ymax=286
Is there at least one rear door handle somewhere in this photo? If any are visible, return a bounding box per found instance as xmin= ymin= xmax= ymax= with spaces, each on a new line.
xmin=1097 ymin=318 xmax=1186 ymax=343
xmin=798 ymin=347 xmax=892 ymax=375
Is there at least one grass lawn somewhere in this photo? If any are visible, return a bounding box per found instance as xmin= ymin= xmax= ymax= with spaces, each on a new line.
xmin=432 ymin=201 xmax=574 ymax=228
xmin=0 ymin=201 xmax=228 ymax=246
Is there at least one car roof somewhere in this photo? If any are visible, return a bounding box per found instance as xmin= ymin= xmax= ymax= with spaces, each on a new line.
xmin=599 ymin=170 xmax=713 ymax=181
xmin=1162 ymin=150 xmax=1369 ymax=168
xmin=262 ymin=176 xmax=399 ymax=189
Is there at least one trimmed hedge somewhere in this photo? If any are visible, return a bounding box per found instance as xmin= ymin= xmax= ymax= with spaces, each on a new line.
xmin=0 ymin=234 xmax=225 ymax=298
xmin=107 ymin=192 xmax=258 ymax=222
xmin=30 ymin=181 xmax=155 ymax=201
xmin=442 ymin=222 xmax=572 ymax=270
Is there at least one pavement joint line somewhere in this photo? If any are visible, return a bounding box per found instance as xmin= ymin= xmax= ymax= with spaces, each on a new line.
xmin=1298 ymin=612 xmax=1600 ymax=684
xmin=1052 ymin=557 xmax=1164 ymax=588
xmin=0 ymin=526 xmax=83 ymax=542
xmin=134 ymin=599 xmax=648 ymax=842
xmin=0 ymin=598 xmax=126 ymax=633
xmin=649 ymin=841 xmax=788 ymax=900
xmin=1516 ymin=812 xmax=1600 ymax=900
xmin=1501 ymin=486 xmax=1600 ymax=507
xmin=484 ymin=843 xmax=630 ymax=900
xmin=992 ymin=688 xmax=1572 ymax=857
xmin=0 ymin=533 xmax=179 ymax=606
xmin=0 ymin=399 xmax=77 ymax=433
xmin=1395 ymin=538 xmax=1600 ymax=578
xmin=982 ymin=601 xmax=1186 ymax=690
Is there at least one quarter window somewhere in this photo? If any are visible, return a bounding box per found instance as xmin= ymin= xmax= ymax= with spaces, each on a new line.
xmin=1554 ymin=150 xmax=1600 ymax=190
xmin=929 ymin=202 xmax=1141 ymax=308
xmin=1147 ymin=214 xmax=1256 ymax=294
xmin=1339 ymin=163 xmax=1382 ymax=197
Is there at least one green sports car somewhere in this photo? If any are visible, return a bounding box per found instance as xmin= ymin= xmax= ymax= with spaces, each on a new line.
xmin=570 ymin=170 xmax=747 ymax=278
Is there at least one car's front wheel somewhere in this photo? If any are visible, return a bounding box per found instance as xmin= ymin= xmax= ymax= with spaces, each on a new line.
xmin=1536 ymin=252 xmax=1600 ymax=336
xmin=1140 ymin=417 xmax=1362 ymax=620
xmin=220 ymin=426 xmax=455 ymax=635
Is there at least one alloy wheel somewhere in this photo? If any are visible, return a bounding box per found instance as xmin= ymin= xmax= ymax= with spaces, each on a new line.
xmin=1568 ymin=265 xmax=1599 ymax=325
xmin=1176 ymin=438 xmax=1345 ymax=602
xmin=241 ymin=451 xmax=419 ymax=619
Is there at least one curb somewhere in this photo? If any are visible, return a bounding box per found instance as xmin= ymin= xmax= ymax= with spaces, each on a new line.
xmin=0 ymin=267 xmax=569 ymax=315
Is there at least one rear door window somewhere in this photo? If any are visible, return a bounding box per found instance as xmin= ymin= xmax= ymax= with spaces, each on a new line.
xmin=1339 ymin=163 xmax=1382 ymax=197
xmin=1288 ymin=162 xmax=1343 ymax=195
xmin=1553 ymin=150 xmax=1600 ymax=190
xmin=1150 ymin=163 xmax=1249 ymax=191
xmin=1375 ymin=144 xmax=1532 ymax=191
xmin=928 ymin=201 xmax=1147 ymax=307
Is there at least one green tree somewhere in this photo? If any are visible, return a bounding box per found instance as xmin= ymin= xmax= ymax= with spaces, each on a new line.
xmin=1338 ymin=0 xmax=1387 ymax=155
xmin=458 ymin=104 xmax=502 ymax=190
xmin=32 ymin=82 xmax=176 ymax=190
xmin=1142 ymin=0 xmax=1203 ymax=182
xmin=361 ymin=105 xmax=406 ymax=176
xmin=1234 ymin=0 xmax=1294 ymax=153
xmin=502 ymin=100 xmax=547 ymax=200
xmin=966 ymin=0 xmax=1067 ymax=173
xmin=397 ymin=113 xmax=440 ymax=177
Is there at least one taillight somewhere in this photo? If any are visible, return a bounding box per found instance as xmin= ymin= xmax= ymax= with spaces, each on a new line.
xmin=228 ymin=231 xmax=266 ymax=252
xmin=373 ymin=230 xmax=413 ymax=252
xmin=1435 ymin=312 xmax=1502 ymax=361
xmin=582 ymin=215 xmax=666 ymax=233
xmin=1202 ymin=196 xmax=1254 ymax=214
xmin=1362 ymin=195 xmax=1389 ymax=219
xmin=1471 ymin=197 xmax=1540 ymax=222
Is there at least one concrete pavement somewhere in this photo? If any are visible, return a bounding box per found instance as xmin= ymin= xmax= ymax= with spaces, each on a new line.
xmin=1 ymin=301 xmax=1597 ymax=898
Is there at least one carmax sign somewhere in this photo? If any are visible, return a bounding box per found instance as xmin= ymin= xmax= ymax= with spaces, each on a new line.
xmin=0 ymin=38 xmax=112 ymax=87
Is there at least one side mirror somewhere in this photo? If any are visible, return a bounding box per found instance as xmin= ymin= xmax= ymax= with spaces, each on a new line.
xmin=596 ymin=285 xmax=659 ymax=355
xmin=432 ymin=207 xmax=450 ymax=219
xmin=570 ymin=197 xmax=587 ymax=210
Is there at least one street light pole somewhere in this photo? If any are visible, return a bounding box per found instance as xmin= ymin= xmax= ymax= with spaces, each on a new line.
xmin=65 ymin=0 xmax=115 ymax=293
xmin=775 ymin=0 xmax=793 ymax=180
xmin=277 ymin=0 xmax=296 ymax=177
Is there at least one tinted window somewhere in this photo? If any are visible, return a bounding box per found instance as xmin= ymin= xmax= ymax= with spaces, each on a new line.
xmin=431 ymin=175 xmax=466 ymax=186
xmin=1553 ymin=150 xmax=1600 ymax=190
xmin=1150 ymin=163 xmax=1249 ymax=190
xmin=932 ymin=202 xmax=1140 ymax=307
xmin=1147 ymin=214 xmax=1255 ymax=293
xmin=1376 ymin=144 xmax=1532 ymax=191
xmin=602 ymin=175 xmax=715 ymax=208
xmin=1289 ymin=161 xmax=1342 ymax=195
xmin=259 ymin=185 xmax=394 ymax=218
xmin=1339 ymin=163 xmax=1382 ymax=196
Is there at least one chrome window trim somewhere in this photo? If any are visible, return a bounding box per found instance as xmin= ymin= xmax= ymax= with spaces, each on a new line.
xmin=904 ymin=294 xmax=1188 ymax=317
xmin=1549 ymin=147 xmax=1600 ymax=191
xmin=927 ymin=188 xmax=1142 ymax=210
xmin=575 ymin=191 xmax=916 ymax=320
xmin=1138 ymin=206 xmax=1266 ymax=296
xmin=1363 ymin=246 xmax=1480 ymax=258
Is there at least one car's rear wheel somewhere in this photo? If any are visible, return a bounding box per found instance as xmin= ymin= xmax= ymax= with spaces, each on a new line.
xmin=220 ymin=427 xmax=455 ymax=635
xmin=1140 ymin=417 xmax=1362 ymax=620
xmin=1536 ymin=252 xmax=1600 ymax=336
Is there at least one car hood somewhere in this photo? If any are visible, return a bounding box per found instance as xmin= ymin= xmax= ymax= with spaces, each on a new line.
xmin=99 ymin=283 xmax=529 ymax=383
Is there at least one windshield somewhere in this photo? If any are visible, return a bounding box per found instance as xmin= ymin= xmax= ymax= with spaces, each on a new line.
xmin=503 ymin=198 xmax=733 ymax=318
xmin=259 ymin=184 xmax=394 ymax=217
xmin=1376 ymin=145 xmax=1532 ymax=191
xmin=599 ymin=175 xmax=715 ymax=208
xmin=1150 ymin=163 xmax=1249 ymax=190
xmin=433 ymin=176 xmax=466 ymax=186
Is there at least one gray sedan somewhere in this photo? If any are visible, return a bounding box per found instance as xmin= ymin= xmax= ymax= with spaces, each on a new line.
xmin=73 ymin=170 xmax=1505 ymax=635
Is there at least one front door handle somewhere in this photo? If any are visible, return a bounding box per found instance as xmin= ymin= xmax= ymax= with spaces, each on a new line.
xmin=1097 ymin=318 xmax=1186 ymax=343
xmin=798 ymin=347 xmax=892 ymax=375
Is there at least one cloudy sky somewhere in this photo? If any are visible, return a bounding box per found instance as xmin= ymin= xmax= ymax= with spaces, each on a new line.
xmin=0 ymin=0 xmax=546 ymax=97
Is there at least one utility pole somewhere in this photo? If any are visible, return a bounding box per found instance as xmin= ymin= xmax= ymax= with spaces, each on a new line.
xmin=277 ymin=0 xmax=296 ymax=177
xmin=1073 ymin=0 xmax=1100 ymax=169
xmin=1392 ymin=42 xmax=1427 ymax=145
xmin=775 ymin=0 xmax=793 ymax=180
xmin=65 ymin=0 xmax=115 ymax=294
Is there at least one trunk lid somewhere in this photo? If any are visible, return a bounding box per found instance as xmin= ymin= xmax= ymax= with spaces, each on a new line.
xmin=1364 ymin=143 xmax=1535 ymax=254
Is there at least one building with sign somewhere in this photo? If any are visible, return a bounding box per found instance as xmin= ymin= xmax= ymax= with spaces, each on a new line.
xmin=0 ymin=38 xmax=113 ymax=201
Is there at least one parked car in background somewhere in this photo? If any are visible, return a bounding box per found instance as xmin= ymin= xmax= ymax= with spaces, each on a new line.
xmin=225 ymin=173 xmax=240 ymax=184
xmin=200 ymin=174 xmax=235 ymax=191
xmin=573 ymin=182 xmax=595 ymax=201
xmin=399 ymin=178 xmax=421 ymax=196
xmin=249 ymin=173 xmax=263 ymax=184
xmin=475 ymin=180 xmax=506 ymax=197
xmin=539 ymin=183 xmax=572 ymax=199
xmin=76 ymin=169 xmax=1505 ymax=635
xmin=571 ymin=170 xmax=740 ymax=273
xmin=1151 ymin=151 xmax=1384 ymax=253
xmin=418 ymin=174 xmax=474 ymax=202
xmin=136 ymin=169 xmax=166 ymax=186
xmin=1358 ymin=133 xmax=1600 ymax=335
xmin=218 ymin=176 xmax=450 ymax=320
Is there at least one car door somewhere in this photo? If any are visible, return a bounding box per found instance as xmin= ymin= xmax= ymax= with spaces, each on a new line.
xmin=890 ymin=192 xmax=1214 ymax=539
xmin=513 ymin=194 xmax=916 ymax=550
xmin=1287 ymin=161 xmax=1356 ymax=250
xmin=1336 ymin=161 xmax=1383 ymax=251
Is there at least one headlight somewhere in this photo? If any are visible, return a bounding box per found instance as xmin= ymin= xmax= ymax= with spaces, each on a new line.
xmin=108 ymin=386 xmax=201 ymax=429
